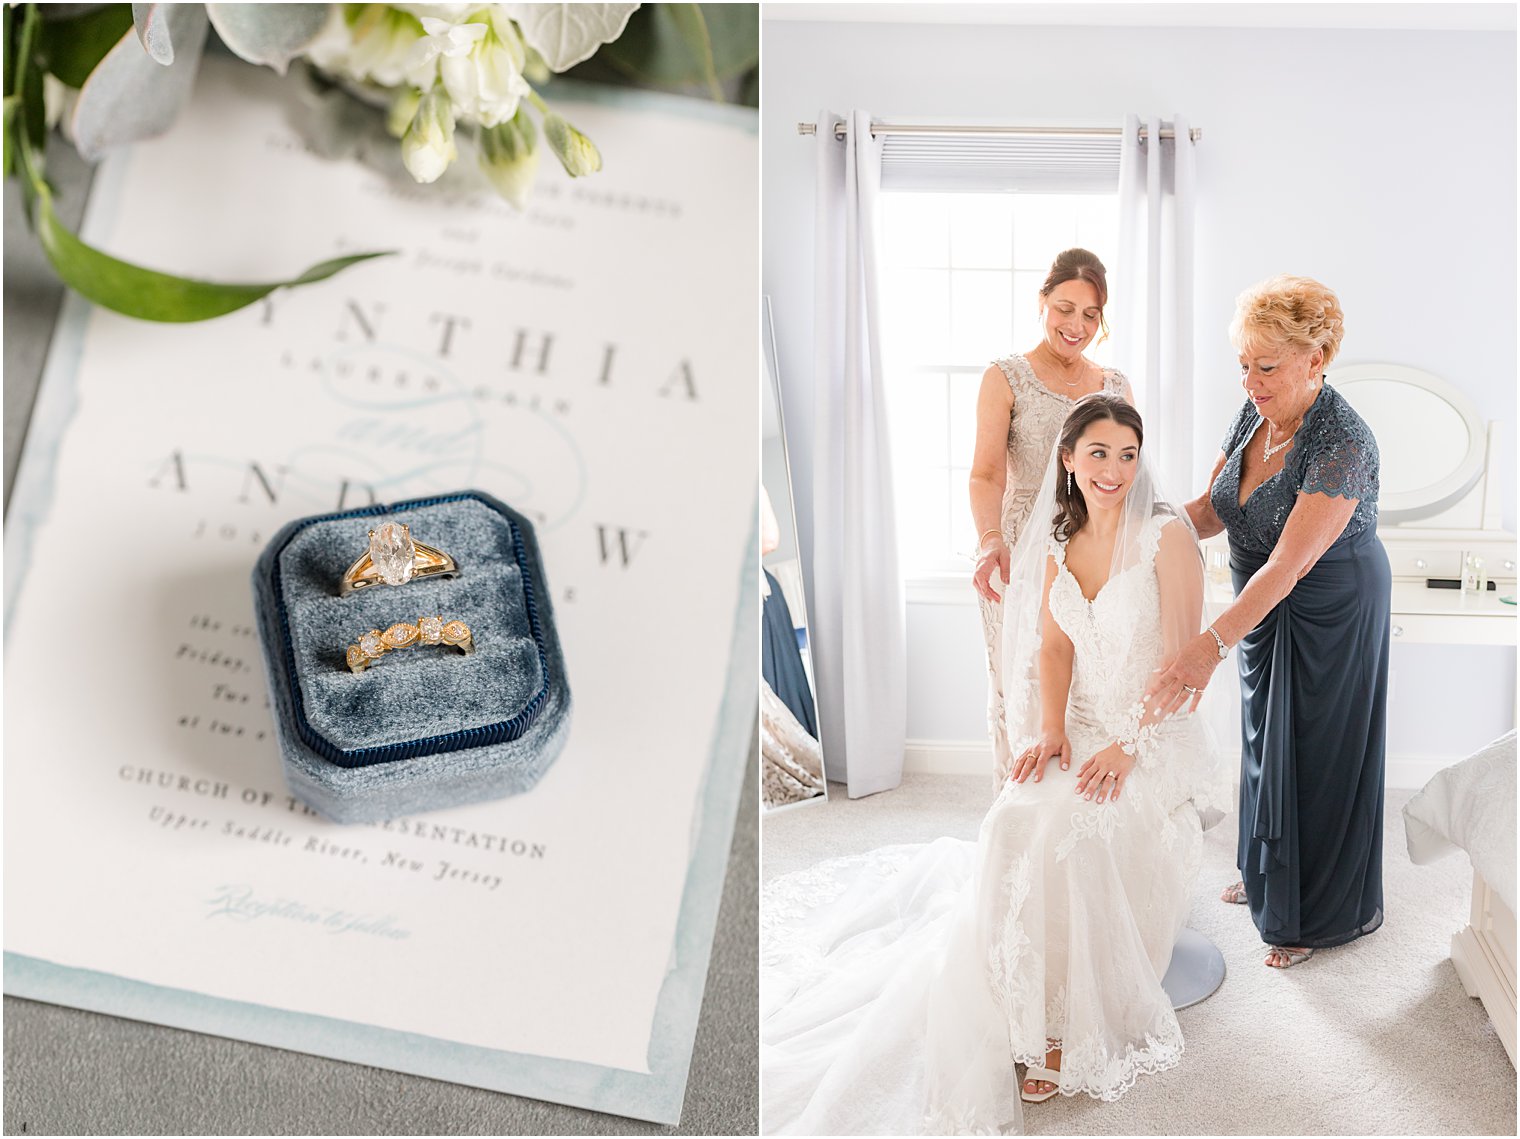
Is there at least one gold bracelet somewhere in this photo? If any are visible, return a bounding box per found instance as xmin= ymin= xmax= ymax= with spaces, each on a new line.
xmin=977 ymin=527 xmax=1004 ymax=550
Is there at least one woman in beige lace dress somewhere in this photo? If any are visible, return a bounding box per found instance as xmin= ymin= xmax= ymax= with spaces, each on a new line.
xmin=970 ymin=249 xmax=1134 ymax=783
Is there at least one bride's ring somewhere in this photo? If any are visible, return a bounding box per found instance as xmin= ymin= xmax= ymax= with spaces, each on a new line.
xmin=346 ymin=617 xmax=474 ymax=673
xmin=1181 ymin=684 xmax=1199 ymax=694
xmin=339 ymin=521 xmax=459 ymax=596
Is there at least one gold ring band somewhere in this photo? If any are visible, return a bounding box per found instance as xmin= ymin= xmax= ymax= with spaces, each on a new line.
xmin=346 ymin=617 xmax=474 ymax=673
xmin=339 ymin=521 xmax=459 ymax=597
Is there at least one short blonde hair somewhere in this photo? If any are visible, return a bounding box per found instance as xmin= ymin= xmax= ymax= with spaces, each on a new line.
xmin=1229 ymin=274 xmax=1345 ymax=370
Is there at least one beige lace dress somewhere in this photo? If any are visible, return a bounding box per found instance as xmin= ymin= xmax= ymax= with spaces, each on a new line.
xmin=979 ymin=353 xmax=1131 ymax=784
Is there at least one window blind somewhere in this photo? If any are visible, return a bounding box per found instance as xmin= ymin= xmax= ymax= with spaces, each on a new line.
xmin=876 ymin=130 xmax=1122 ymax=194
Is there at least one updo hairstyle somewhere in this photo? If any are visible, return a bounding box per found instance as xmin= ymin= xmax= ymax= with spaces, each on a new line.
xmin=1040 ymin=248 xmax=1110 ymax=344
xmin=1229 ymin=274 xmax=1345 ymax=372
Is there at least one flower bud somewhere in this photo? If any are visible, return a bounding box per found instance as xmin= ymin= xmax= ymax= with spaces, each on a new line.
xmin=479 ymin=110 xmax=539 ymax=209
xmin=401 ymin=88 xmax=457 ymax=183
xmin=387 ymin=88 xmax=421 ymax=138
xmin=543 ymin=112 xmax=601 ymax=177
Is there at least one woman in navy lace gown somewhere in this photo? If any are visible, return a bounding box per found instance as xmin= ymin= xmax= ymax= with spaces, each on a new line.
xmin=1146 ymin=275 xmax=1389 ymax=968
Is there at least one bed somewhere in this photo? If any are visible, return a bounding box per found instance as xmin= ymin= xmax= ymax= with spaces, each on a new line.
xmin=1403 ymin=730 xmax=1517 ymax=1067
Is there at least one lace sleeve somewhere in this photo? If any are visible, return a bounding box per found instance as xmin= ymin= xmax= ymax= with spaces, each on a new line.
xmin=1300 ymin=397 xmax=1380 ymax=502
xmin=1113 ymin=519 xmax=1201 ymax=769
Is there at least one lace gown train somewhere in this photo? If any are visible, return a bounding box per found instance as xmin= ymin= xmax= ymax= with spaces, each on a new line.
xmin=761 ymin=518 xmax=1226 ymax=1134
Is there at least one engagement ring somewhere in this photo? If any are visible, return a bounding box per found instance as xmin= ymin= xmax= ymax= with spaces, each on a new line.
xmin=345 ymin=617 xmax=474 ymax=673
xmin=339 ymin=521 xmax=459 ymax=596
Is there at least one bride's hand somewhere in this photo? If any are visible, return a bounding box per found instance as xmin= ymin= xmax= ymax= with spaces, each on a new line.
xmin=1012 ymin=729 xmax=1069 ymax=783
xmin=1142 ymin=633 xmax=1220 ymax=717
xmin=1074 ymin=742 xmax=1134 ymax=803
xmin=972 ymin=541 xmax=1010 ymax=603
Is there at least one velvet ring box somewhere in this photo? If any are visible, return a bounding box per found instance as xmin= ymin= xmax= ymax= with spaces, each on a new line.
xmin=252 ymin=490 xmax=571 ymax=824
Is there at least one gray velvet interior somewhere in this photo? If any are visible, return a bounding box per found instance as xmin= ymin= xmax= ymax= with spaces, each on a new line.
xmin=277 ymin=499 xmax=541 ymax=750
xmin=252 ymin=492 xmax=572 ymax=824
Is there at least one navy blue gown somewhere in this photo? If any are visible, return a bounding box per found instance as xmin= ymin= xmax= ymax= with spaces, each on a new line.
xmin=1210 ymin=383 xmax=1390 ymax=949
xmin=762 ymin=568 xmax=818 ymax=739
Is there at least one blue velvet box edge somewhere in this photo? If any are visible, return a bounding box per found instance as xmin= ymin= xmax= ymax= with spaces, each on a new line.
xmin=251 ymin=490 xmax=572 ymax=824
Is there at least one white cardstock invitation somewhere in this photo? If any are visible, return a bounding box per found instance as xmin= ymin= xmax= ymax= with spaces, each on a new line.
xmin=4 ymin=59 xmax=756 ymax=1124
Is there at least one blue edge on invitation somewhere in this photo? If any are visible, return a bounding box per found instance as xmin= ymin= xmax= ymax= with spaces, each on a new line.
xmin=4 ymin=81 xmax=758 ymax=1127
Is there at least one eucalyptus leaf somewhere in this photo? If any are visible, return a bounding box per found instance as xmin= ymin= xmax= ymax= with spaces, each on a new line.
xmin=500 ymin=3 xmax=639 ymax=72
xmin=72 ymin=3 xmax=207 ymax=160
xmin=39 ymin=4 xmax=134 ymax=88
xmin=598 ymin=3 xmax=755 ymax=93
xmin=33 ymin=188 xmax=392 ymax=321
xmin=131 ymin=3 xmax=174 ymax=65
xmin=206 ymin=4 xmax=330 ymax=76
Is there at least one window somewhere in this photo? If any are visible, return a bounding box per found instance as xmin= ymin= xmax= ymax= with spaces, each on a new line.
xmin=880 ymin=190 xmax=1118 ymax=577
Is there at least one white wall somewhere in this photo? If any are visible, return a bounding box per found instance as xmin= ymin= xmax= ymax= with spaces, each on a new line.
xmin=763 ymin=15 xmax=1518 ymax=779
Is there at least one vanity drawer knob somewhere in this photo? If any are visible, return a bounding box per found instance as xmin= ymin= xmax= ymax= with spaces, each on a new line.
xmin=1392 ymin=624 xmax=1404 ymax=638
xmin=1414 ymin=558 xmax=1427 ymax=570
xmin=1506 ymin=560 xmax=1515 ymax=572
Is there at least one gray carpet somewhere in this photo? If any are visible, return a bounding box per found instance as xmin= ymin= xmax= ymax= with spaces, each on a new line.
xmin=763 ymin=775 xmax=1517 ymax=1136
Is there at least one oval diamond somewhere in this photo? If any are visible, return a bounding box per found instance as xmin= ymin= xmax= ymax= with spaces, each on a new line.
xmin=370 ymin=522 xmax=415 ymax=586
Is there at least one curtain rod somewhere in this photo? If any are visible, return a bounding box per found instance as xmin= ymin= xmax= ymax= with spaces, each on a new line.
xmin=797 ymin=121 xmax=1202 ymax=142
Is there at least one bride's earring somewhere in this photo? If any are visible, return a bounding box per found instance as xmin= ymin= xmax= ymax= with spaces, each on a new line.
xmin=1066 ymin=471 xmax=1073 ymax=495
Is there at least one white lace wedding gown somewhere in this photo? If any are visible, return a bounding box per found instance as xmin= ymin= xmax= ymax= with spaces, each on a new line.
xmin=761 ymin=518 xmax=1224 ymax=1135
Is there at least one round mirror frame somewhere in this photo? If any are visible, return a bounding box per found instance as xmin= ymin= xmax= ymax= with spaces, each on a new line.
xmin=1325 ymin=362 xmax=1487 ymax=524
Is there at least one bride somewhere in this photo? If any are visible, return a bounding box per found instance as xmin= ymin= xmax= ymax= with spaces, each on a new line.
xmin=761 ymin=395 xmax=1228 ymax=1135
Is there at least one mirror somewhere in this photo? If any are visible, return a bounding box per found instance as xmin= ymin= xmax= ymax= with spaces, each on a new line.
xmin=761 ymin=295 xmax=828 ymax=811
xmin=1326 ymin=363 xmax=1487 ymax=524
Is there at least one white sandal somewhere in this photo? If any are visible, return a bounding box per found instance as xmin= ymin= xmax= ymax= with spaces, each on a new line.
xmin=1020 ymin=1065 xmax=1061 ymax=1103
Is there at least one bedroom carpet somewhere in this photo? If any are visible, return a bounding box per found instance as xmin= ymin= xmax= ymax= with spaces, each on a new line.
xmin=762 ymin=775 xmax=1517 ymax=1136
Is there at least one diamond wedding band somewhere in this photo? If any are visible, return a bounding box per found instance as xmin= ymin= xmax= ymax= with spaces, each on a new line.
xmin=339 ymin=521 xmax=459 ymax=596
xmin=346 ymin=617 xmax=474 ymax=673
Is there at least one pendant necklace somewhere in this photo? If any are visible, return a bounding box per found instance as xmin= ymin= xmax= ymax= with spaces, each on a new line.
xmin=1262 ymin=421 xmax=1296 ymax=464
xmin=1040 ymin=346 xmax=1084 ymax=387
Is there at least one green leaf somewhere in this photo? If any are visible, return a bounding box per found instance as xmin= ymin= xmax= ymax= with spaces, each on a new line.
xmin=16 ymin=5 xmax=46 ymax=161
xmin=598 ymin=3 xmax=756 ymax=98
xmin=39 ymin=4 xmax=133 ymax=87
xmin=32 ymin=185 xmax=392 ymax=322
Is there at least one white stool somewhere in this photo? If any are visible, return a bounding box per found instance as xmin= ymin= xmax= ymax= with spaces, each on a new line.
xmin=1162 ymin=927 xmax=1226 ymax=1009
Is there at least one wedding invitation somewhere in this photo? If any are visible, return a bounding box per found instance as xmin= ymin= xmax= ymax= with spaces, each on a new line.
xmin=4 ymin=59 xmax=756 ymax=1125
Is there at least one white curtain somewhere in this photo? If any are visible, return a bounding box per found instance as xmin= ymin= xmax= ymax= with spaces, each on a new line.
xmin=810 ymin=110 xmax=905 ymax=798
xmin=1116 ymin=113 xmax=1198 ymax=497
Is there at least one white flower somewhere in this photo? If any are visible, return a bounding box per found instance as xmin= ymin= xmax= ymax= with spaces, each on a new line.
xmin=409 ymin=11 xmax=529 ymax=127
xmin=307 ymin=5 xmax=427 ymax=88
xmin=479 ymin=110 xmax=539 ymax=208
xmin=408 ymin=14 xmax=488 ymax=71
xmin=401 ymin=88 xmax=457 ymax=182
